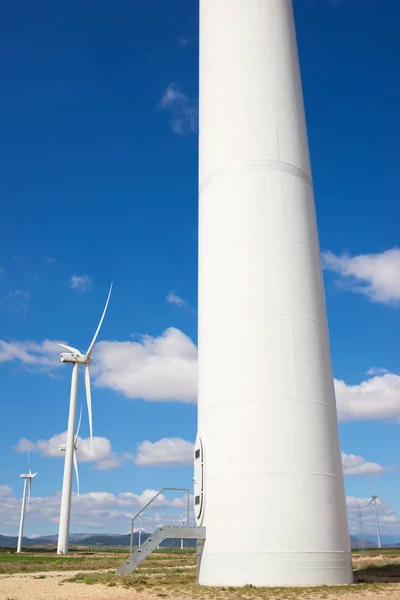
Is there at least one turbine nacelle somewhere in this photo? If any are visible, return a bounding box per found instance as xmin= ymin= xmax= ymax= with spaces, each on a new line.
xmin=59 ymin=351 xmax=90 ymax=365
xmin=58 ymin=443 xmax=77 ymax=451
xmin=20 ymin=473 xmax=37 ymax=479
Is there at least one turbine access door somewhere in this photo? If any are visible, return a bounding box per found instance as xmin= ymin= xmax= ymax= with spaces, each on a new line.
xmin=194 ymin=436 xmax=204 ymax=524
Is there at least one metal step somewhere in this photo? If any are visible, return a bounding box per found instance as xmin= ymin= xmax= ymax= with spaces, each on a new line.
xmin=116 ymin=526 xmax=206 ymax=575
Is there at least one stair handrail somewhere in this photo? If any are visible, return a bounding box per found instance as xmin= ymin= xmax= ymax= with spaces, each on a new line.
xmin=129 ymin=487 xmax=190 ymax=554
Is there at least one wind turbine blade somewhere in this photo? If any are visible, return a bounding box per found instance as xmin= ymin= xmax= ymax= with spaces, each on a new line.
xmin=84 ymin=365 xmax=93 ymax=454
xmin=27 ymin=478 xmax=32 ymax=511
xmin=86 ymin=283 xmax=113 ymax=358
xmin=73 ymin=451 xmax=80 ymax=497
xmin=58 ymin=343 xmax=80 ymax=354
xmin=378 ymin=497 xmax=390 ymax=506
xmin=363 ymin=499 xmax=374 ymax=510
xmin=75 ymin=405 xmax=83 ymax=446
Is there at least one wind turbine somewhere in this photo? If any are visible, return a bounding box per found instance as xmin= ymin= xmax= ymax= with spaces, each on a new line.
xmin=57 ymin=283 xmax=112 ymax=555
xmin=356 ymin=501 xmax=365 ymax=551
xmin=179 ymin=513 xmax=187 ymax=550
xmin=58 ymin=405 xmax=82 ymax=497
xmin=17 ymin=451 xmax=37 ymax=553
xmin=136 ymin=520 xmax=146 ymax=548
xmin=364 ymin=483 xmax=387 ymax=549
xmin=155 ymin=515 xmax=164 ymax=550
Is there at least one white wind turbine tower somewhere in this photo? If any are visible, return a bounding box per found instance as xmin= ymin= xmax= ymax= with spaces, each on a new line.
xmin=17 ymin=451 xmax=37 ymax=553
xmin=179 ymin=513 xmax=187 ymax=550
xmin=58 ymin=406 xmax=83 ymax=497
xmin=57 ymin=283 xmax=113 ymax=555
xmin=356 ymin=501 xmax=365 ymax=551
xmin=155 ymin=515 xmax=164 ymax=550
xmin=136 ymin=520 xmax=145 ymax=548
xmin=364 ymin=483 xmax=387 ymax=549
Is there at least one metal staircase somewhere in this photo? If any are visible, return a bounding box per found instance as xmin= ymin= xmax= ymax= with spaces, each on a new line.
xmin=116 ymin=526 xmax=206 ymax=575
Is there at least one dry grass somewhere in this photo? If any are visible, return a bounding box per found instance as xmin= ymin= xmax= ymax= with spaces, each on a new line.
xmin=3 ymin=549 xmax=400 ymax=599
xmin=0 ymin=551 xmax=125 ymax=574
xmin=64 ymin=553 xmax=395 ymax=599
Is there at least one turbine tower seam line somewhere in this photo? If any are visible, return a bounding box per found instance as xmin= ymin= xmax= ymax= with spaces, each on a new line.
xmin=200 ymin=46 xmax=296 ymax=73
xmin=206 ymin=472 xmax=339 ymax=478
xmin=199 ymin=159 xmax=313 ymax=194
xmin=200 ymin=397 xmax=332 ymax=410
xmin=200 ymin=236 xmax=314 ymax=251
xmin=199 ymin=314 xmax=325 ymax=328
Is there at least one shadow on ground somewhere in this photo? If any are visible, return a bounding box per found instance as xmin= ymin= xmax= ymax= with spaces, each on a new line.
xmin=355 ymin=562 xmax=400 ymax=584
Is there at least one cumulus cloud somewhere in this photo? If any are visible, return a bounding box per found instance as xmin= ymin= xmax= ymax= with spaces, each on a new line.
xmin=69 ymin=275 xmax=93 ymax=292
xmin=335 ymin=371 xmax=400 ymax=422
xmin=2 ymin=483 xmax=398 ymax=538
xmin=94 ymin=328 xmax=197 ymax=402
xmin=135 ymin=438 xmax=194 ymax=467
xmin=0 ymin=328 xmax=197 ymax=403
xmin=14 ymin=433 xmax=120 ymax=470
xmin=166 ymin=290 xmax=187 ymax=308
xmin=0 ymin=339 xmax=60 ymax=370
xmin=2 ymin=331 xmax=400 ymax=423
xmin=342 ymin=453 xmax=392 ymax=477
xmin=322 ymin=248 xmax=400 ymax=305
xmin=158 ymin=83 xmax=197 ymax=135
xmin=0 ymin=485 xmax=191 ymax=534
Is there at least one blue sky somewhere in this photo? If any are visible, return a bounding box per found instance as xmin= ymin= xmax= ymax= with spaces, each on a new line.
xmin=1 ymin=0 xmax=400 ymax=539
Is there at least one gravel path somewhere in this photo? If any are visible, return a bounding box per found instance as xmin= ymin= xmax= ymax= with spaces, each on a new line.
xmin=1 ymin=569 xmax=400 ymax=600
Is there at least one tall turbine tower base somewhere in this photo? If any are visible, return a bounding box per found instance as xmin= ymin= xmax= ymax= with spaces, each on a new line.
xmin=196 ymin=0 xmax=353 ymax=587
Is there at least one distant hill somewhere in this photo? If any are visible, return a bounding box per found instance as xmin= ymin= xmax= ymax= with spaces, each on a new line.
xmin=2 ymin=533 xmax=396 ymax=550
xmin=350 ymin=535 xmax=378 ymax=549
xmin=0 ymin=532 xmax=195 ymax=549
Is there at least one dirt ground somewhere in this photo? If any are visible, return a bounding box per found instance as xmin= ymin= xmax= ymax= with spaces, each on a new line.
xmin=0 ymin=570 xmax=154 ymax=600
xmin=1 ymin=570 xmax=400 ymax=600
xmin=2 ymin=553 xmax=400 ymax=600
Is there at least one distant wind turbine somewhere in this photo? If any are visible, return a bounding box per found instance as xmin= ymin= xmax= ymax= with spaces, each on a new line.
xmin=363 ymin=483 xmax=388 ymax=549
xmin=179 ymin=513 xmax=187 ymax=550
xmin=17 ymin=451 xmax=37 ymax=553
xmin=136 ymin=520 xmax=146 ymax=548
xmin=155 ymin=515 xmax=164 ymax=550
xmin=57 ymin=283 xmax=113 ymax=555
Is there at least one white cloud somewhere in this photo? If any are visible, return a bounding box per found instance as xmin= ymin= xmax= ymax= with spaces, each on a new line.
xmin=14 ymin=433 xmax=121 ymax=471
xmin=0 ymin=485 xmax=191 ymax=534
xmin=341 ymin=452 xmax=392 ymax=477
xmin=0 ymin=339 xmax=60 ymax=369
xmin=94 ymin=328 xmax=197 ymax=402
xmin=2 ymin=290 xmax=30 ymax=316
xmin=335 ymin=371 xmax=400 ymax=422
xmin=166 ymin=290 xmax=186 ymax=308
xmin=158 ymin=83 xmax=197 ymax=135
xmin=3 ymin=332 xmax=400 ymax=424
xmin=0 ymin=328 xmax=197 ymax=402
xmin=322 ymin=248 xmax=400 ymax=305
xmin=135 ymin=438 xmax=194 ymax=467
xmin=1 ymin=483 xmax=398 ymax=539
xmin=366 ymin=367 xmax=390 ymax=377
xmin=69 ymin=275 xmax=93 ymax=292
